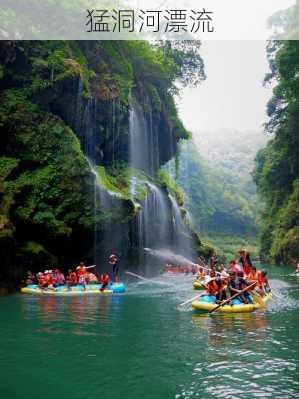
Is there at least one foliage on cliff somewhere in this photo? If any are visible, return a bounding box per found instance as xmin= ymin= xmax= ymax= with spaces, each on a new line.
xmin=0 ymin=40 xmax=205 ymax=283
xmin=254 ymin=8 xmax=299 ymax=265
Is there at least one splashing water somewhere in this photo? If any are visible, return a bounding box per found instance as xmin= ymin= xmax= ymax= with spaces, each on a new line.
xmin=144 ymin=248 xmax=195 ymax=266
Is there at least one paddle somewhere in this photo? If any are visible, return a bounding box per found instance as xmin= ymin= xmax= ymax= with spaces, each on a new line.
xmin=193 ymin=263 xmax=223 ymax=277
xmin=179 ymin=292 xmax=204 ymax=307
xmin=251 ymin=291 xmax=266 ymax=308
xmin=209 ymin=282 xmax=257 ymax=314
xmin=86 ymin=265 xmax=96 ymax=269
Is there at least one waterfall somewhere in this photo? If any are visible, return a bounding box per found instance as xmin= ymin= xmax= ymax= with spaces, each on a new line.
xmin=129 ymin=102 xmax=160 ymax=176
xmin=128 ymin=99 xmax=194 ymax=264
xmin=129 ymin=105 xmax=148 ymax=173
xmin=76 ymin=81 xmax=116 ymax=263
xmin=169 ymin=194 xmax=183 ymax=244
xmin=136 ymin=182 xmax=170 ymax=249
xmin=74 ymin=82 xmax=195 ymax=269
xmin=168 ymin=194 xmax=192 ymax=257
xmin=129 ymin=101 xmax=168 ymax=255
xmin=87 ymin=159 xmax=99 ymax=264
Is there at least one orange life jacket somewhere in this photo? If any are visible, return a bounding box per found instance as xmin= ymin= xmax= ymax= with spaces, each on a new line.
xmin=205 ymin=280 xmax=219 ymax=295
xmin=39 ymin=276 xmax=47 ymax=286
xmin=257 ymin=272 xmax=267 ymax=287
xmin=76 ymin=266 xmax=86 ymax=276
xmin=248 ymin=271 xmax=259 ymax=281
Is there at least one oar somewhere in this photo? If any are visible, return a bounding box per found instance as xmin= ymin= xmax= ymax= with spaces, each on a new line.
xmin=179 ymin=292 xmax=204 ymax=307
xmin=194 ymin=263 xmax=222 ymax=277
xmin=73 ymin=265 xmax=96 ymax=270
xmin=251 ymin=291 xmax=266 ymax=308
xmin=209 ymin=282 xmax=257 ymax=314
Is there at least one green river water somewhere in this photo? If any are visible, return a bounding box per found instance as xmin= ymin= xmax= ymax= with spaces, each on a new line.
xmin=0 ymin=265 xmax=298 ymax=399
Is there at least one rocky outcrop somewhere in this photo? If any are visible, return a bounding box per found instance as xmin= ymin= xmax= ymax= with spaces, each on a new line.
xmin=0 ymin=40 xmax=209 ymax=286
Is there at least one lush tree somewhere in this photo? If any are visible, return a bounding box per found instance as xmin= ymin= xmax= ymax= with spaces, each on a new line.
xmin=254 ymin=2 xmax=299 ymax=264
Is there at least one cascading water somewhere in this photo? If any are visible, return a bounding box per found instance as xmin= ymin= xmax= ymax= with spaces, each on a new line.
xmin=76 ymin=81 xmax=118 ymax=264
xmin=168 ymin=194 xmax=192 ymax=257
xmin=75 ymin=79 xmax=195 ymax=270
xmin=169 ymin=194 xmax=183 ymax=244
xmin=129 ymin=99 xmax=194 ymax=264
xmin=145 ymin=182 xmax=169 ymax=246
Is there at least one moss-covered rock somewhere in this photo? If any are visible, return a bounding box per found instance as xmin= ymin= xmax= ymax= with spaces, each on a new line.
xmin=0 ymin=39 xmax=208 ymax=284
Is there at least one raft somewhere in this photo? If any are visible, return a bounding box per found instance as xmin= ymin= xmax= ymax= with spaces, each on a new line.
xmin=21 ymin=282 xmax=126 ymax=296
xmin=192 ymin=292 xmax=272 ymax=313
xmin=193 ymin=279 xmax=205 ymax=290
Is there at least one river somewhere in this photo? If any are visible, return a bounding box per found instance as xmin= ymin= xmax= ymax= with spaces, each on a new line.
xmin=0 ymin=265 xmax=298 ymax=399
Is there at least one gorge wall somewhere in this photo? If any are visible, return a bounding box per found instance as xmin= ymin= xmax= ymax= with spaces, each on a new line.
xmin=0 ymin=40 xmax=211 ymax=285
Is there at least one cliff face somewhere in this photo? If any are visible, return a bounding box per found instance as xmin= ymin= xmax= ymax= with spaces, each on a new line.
xmin=0 ymin=40 xmax=210 ymax=284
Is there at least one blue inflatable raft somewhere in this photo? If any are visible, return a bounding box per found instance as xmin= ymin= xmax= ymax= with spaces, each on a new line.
xmin=21 ymin=282 xmax=126 ymax=295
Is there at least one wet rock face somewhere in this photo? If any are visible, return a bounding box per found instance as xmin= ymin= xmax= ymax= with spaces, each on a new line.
xmin=0 ymin=40 xmax=202 ymax=283
xmin=48 ymin=80 xmax=131 ymax=167
xmin=48 ymin=78 xmax=177 ymax=174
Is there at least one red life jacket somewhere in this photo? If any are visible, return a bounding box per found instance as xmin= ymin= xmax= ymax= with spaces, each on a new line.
xmin=244 ymin=264 xmax=251 ymax=276
xmin=100 ymin=274 xmax=109 ymax=284
xmin=46 ymin=274 xmax=54 ymax=285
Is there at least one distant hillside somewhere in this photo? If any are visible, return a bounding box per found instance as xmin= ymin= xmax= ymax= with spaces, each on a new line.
xmin=165 ymin=130 xmax=268 ymax=259
xmin=194 ymin=129 xmax=268 ymax=180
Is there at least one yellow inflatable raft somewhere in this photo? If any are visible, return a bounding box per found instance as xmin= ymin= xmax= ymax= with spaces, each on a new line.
xmin=193 ymin=279 xmax=205 ymax=290
xmin=192 ymin=293 xmax=272 ymax=313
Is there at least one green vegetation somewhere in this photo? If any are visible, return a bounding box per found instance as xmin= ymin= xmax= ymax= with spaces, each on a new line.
xmin=0 ymin=90 xmax=96 ymax=277
xmin=204 ymin=234 xmax=259 ymax=263
xmin=0 ymin=39 xmax=206 ymax=284
xmin=96 ymin=165 xmax=149 ymax=201
xmin=165 ymin=139 xmax=262 ymax=260
xmin=169 ymin=141 xmax=258 ymax=235
xmin=158 ymin=170 xmax=185 ymax=206
xmin=254 ymin=3 xmax=299 ymax=265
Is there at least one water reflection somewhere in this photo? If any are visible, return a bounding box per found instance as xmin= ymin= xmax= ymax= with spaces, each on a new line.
xmin=21 ymin=294 xmax=125 ymax=338
xmin=192 ymin=312 xmax=268 ymax=349
xmin=175 ymin=310 xmax=298 ymax=399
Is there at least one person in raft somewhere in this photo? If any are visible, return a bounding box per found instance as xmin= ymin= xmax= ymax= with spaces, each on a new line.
xmin=76 ymin=262 xmax=87 ymax=290
xmin=229 ymin=271 xmax=252 ymax=304
xmin=229 ymin=259 xmax=243 ymax=274
xmin=66 ymin=269 xmax=77 ymax=289
xmin=109 ymin=254 xmax=119 ymax=282
xmin=26 ymin=270 xmax=37 ymax=285
xmin=100 ymin=272 xmax=110 ymax=292
xmin=53 ymin=269 xmax=65 ymax=286
xmin=256 ymin=270 xmax=271 ymax=296
xmin=209 ymin=253 xmax=218 ymax=269
xmin=238 ymin=249 xmax=253 ymax=276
